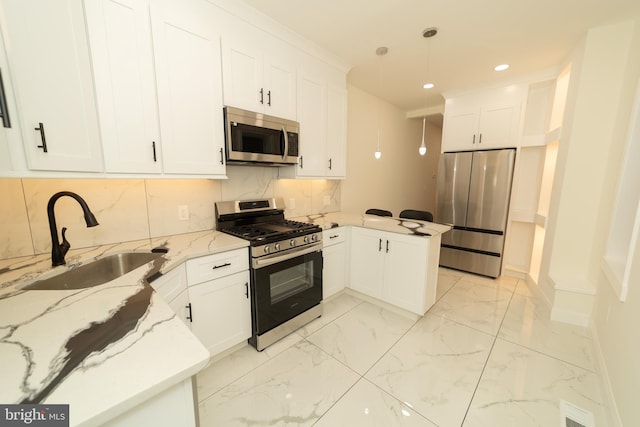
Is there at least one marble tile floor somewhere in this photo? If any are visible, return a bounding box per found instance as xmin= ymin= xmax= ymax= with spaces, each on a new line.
xmin=196 ymin=268 xmax=607 ymax=426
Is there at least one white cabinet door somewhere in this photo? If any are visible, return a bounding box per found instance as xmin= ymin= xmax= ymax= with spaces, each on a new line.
xmin=441 ymin=108 xmax=480 ymax=152
xmin=325 ymin=84 xmax=347 ymax=178
xmin=85 ymin=0 xmax=161 ymax=174
xmin=322 ymin=228 xmax=346 ymax=299
xmin=221 ymin=33 xmax=296 ymax=120
xmin=382 ymin=233 xmax=429 ymax=315
xmin=348 ymin=227 xmax=384 ymax=298
xmin=349 ymin=227 xmax=434 ymax=315
xmin=151 ymin=0 xmax=225 ymax=176
xmin=295 ymin=71 xmax=326 ymax=177
xmin=477 ymin=103 xmax=521 ymax=149
xmin=221 ymin=36 xmax=264 ymax=114
xmin=264 ymin=56 xmax=297 ymax=120
xmin=168 ymin=289 xmax=191 ymax=328
xmin=442 ymin=85 xmax=525 ymax=152
xmin=188 ymin=270 xmax=251 ymax=356
xmin=1 ymin=0 xmax=103 ymax=172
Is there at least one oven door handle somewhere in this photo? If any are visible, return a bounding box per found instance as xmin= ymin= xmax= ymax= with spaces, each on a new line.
xmin=252 ymin=242 xmax=322 ymax=269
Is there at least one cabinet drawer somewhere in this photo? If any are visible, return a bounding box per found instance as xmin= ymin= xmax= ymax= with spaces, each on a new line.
xmin=150 ymin=264 xmax=187 ymax=303
xmin=186 ymin=248 xmax=249 ymax=285
xmin=323 ymin=227 xmax=345 ymax=246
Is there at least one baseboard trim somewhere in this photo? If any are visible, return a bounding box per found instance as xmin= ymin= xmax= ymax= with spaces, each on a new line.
xmin=589 ymin=321 xmax=623 ymax=427
xmin=550 ymin=307 xmax=590 ymax=327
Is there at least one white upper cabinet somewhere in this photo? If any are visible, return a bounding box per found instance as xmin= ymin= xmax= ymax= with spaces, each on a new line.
xmin=442 ymin=84 xmax=526 ymax=152
xmin=150 ymin=0 xmax=226 ymax=176
xmin=85 ymin=0 xmax=162 ymax=174
xmin=295 ymin=70 xmax=326 ymax=177
xmin=326 ymin=84 xmax=347 ymax=178
xmin=1 ymin=0 xmax=103 ymax=172
xmin=221 ymin=28 xmax=296 ymax=120
xmin=281 ymin=57 xmax=347 ymax=179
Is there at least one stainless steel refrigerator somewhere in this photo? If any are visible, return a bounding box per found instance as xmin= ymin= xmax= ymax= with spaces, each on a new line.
xmin=435 ymin=149 xmax=515 ymax=277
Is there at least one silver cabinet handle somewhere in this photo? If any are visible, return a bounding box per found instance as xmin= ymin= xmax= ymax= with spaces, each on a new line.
xmin=282 ymin=125 xmax=288 ymax=161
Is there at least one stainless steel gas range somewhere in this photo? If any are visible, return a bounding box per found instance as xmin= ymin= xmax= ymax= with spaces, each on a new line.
xmin=215 ymin=198 xmax=323 ymax=351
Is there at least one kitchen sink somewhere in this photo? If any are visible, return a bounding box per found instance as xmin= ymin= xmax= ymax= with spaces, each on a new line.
xmin=23 ymin=252 xmax=163 ymax=291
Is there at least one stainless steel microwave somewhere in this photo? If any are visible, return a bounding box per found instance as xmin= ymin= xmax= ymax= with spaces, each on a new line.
xmin=223 ymin=106 xmax=299 ymax=166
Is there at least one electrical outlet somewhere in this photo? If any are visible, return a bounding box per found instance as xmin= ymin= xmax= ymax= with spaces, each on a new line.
xmin=323 ymin=195 xmax=331 ymax=206
xmin=178 ymin=205 xmax=189 ymax=221
xmin=289 ymin=198 xmax=296 ymax=209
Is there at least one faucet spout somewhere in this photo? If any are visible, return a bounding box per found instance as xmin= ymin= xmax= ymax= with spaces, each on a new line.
xmin=47 ymin=191 xmax=99 ymax=266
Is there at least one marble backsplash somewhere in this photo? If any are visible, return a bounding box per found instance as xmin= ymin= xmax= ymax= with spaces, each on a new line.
xmin=0 ymin=166 xmax=341 ymax=260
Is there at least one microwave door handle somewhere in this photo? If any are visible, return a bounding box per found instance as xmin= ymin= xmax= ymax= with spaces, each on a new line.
xmin=281 ymin=126 xmax=288 ymax=161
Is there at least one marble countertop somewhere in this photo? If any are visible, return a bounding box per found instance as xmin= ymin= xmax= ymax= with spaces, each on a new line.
xmin=0 ymin=230 xmax=248 ymax=427
xmin=0 ymin=214 xmax=447 ymax=426
xmin=293 ymin=211 xmax=452 ymax=237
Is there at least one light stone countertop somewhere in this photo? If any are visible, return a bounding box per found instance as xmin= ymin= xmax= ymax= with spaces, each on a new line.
xmin=292 ymin=211 xmax=452 ymax=237
xmin=0 ymin=230 xmax=248 ymax=427
xmin=0 ymin=215 xmax=448 ymax=426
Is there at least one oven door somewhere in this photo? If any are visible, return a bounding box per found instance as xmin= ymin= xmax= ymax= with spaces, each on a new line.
xmin=251 ymin=245 xmax=322 ymax=336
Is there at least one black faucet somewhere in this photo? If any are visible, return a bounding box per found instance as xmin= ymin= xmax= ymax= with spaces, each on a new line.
xmin=47 ymin=191 xmax=99 ymax=266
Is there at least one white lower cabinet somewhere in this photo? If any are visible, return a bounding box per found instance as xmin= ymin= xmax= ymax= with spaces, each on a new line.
xmin=185 ymin=248 xmax=251 ymax=357
xmin=149 ymin=263 xmax=191 ymax=327
xmin=104 ymin=377 xmax=196 ymax=427
xmin=349 ymin=227 xmax=434 ymax=315
xmin=187 ymin=270 xmax=251 ymax=356
xmin=152 ymin=247 xmax=252 ymax=357
xmin=322 ymin=227 xmax=346 ymax=298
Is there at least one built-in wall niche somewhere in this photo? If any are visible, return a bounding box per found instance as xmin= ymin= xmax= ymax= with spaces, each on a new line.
xmin=602 ymin=77 xmax=640 ymax=302
xmin=504 ymin=68 xmax=567 ymax=280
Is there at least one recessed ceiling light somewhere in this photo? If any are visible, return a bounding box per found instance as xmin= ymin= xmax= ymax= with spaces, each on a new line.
xmin=494 ymin=64 xmax=509 ymax=71
xmin=423 ymin=83 xmax=434 ymax=89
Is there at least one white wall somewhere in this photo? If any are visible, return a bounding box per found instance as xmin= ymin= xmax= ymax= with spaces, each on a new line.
xmin=341 ymin=84 xmax=441 ymax=217
xmin=539 ymin=19 xmax=640 ymax=321
xmin=535 ymin=16 xmax=640 ymax=426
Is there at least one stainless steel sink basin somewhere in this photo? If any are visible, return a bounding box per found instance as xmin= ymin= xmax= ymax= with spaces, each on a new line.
xmin=23 ymin=252 xmax=163 ymax=290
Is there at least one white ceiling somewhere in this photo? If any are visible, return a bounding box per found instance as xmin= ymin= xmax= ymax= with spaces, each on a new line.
xmin=241 ymin=0 xmax=640 ymax=113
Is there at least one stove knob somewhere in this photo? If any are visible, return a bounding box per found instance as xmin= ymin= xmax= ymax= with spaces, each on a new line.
xmin=303 ymin=236 xmax=309 ymax=243
xmin=290 ymin=239 xmax=296 ymax=247
xmin=311 ymin=234 xmax=318 ymax=242
xmin=274 ymin=243 xmax=281 ymax=251
xmin=264 ymin=245 xmax=270 ymax=254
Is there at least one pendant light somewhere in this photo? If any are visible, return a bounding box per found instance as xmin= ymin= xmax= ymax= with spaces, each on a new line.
xmin=374 ymin=46 xmax=388 ymax=160
xmin=419 ymin=27 xmax=437 ymax=156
